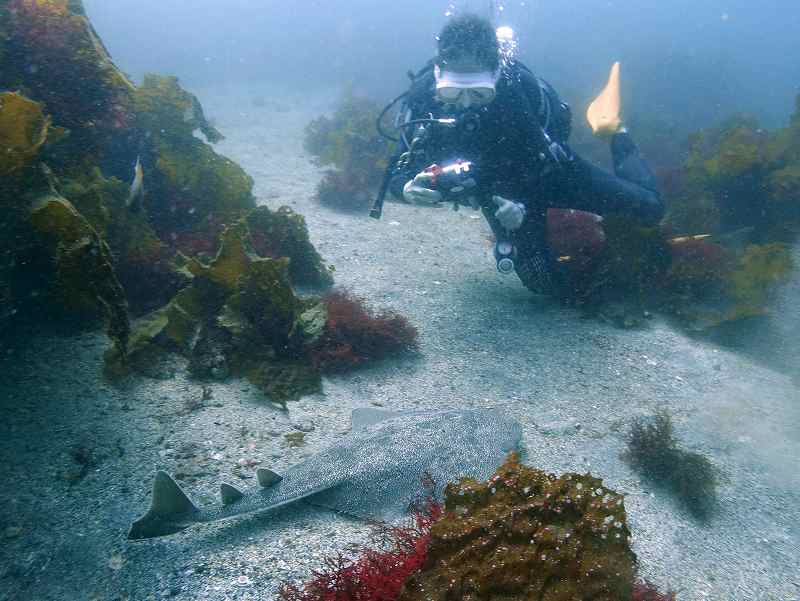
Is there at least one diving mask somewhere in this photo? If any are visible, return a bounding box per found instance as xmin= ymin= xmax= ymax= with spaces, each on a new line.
xmin=434 ymin=65 xmax=497 ymax=106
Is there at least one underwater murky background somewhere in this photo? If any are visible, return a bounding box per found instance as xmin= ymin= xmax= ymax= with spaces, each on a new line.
xmin=1 ymin=1 xmax=799 ymax=600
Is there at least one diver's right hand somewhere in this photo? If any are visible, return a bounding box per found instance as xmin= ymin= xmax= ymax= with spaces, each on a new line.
xmin=403 ymin=173 xmax=443 ymax=205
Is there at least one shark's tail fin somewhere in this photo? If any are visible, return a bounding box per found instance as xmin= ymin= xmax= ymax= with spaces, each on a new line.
xmin=128 ymin=471 xmax=200 ymax=540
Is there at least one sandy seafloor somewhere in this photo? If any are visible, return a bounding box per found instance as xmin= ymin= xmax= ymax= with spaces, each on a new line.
xmin=0 ymin=84 xmax=798 ymax=601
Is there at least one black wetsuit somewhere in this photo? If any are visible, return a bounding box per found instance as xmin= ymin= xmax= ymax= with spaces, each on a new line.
xmin=389 ymin=60 xmax=664 ymax=294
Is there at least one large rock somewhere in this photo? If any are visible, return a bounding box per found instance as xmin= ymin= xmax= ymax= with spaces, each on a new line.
xmin=247 ymin=205 xmax=334 ymax=289
xmin=29 ymin=192 xmax=129 ymax=353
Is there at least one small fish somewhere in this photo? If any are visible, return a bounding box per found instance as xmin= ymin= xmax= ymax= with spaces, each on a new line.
xmin=670 ymin=227 xmax=755 ymax=250
xmin=670 ymin=234 xmax=711 ymax=244
xmin=126 ymin=155 xmax=144 ymax=211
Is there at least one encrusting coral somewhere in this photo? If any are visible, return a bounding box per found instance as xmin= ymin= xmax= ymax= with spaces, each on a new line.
xmin=400 ymin=453 xmax=637 ymax=601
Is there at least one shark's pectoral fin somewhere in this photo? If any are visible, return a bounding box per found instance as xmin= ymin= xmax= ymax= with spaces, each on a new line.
xmin=220 ymin=482 xmax=245 ymax=505
xmin=256 ymin=468 xmax=282 ymax=488
xmin=128 ymin=471 xmax=200 ymax=540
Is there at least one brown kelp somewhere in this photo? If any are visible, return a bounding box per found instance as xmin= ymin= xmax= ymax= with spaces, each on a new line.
xmin=624 ymin=411 xmax=718 ymax=521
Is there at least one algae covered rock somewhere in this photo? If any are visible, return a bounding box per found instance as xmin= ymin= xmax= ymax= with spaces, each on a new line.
xmin=662 ymin=240 xmax=793 ymax=329
xmin=132 ymin=75 xmax=254 ymax=241
xmin=104 ymin=223 xmax=318 ymax=403
xmin=679 ymin=105 xmax=800 ymax=237
xmin=399 ymin=453 xmax=636 ymax=601
xmin=583 ymin=217 xmax=671 ymax=327
xmin=0 ymin=91 xmax=52 ymax=327
xmin=229 ymin=257 xmax=301 ymax=352
xmin=132 ymin=74 xmax=223 ymax=145
xmin=247 ymin=205 xmax=334 ymax=289
xmin=60 ymin=168 xmax=190 ymax=315
xmin=1 ymin=0 xmax=336 ymax=372
xmin=1 ymin=0 xmax=135 ymax=157
xmin=29 ymin=192 xmax=129 ymax=353
xmin=244 ymin=359 xmax=321 ymax=406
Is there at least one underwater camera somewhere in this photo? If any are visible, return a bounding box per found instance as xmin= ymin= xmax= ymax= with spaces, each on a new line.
xmin=421 ymin=160 xmax=477 ymax=201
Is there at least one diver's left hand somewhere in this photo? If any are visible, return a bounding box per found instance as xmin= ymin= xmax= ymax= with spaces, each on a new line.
xmin=493 ymin=196 xmax=526 ymax=230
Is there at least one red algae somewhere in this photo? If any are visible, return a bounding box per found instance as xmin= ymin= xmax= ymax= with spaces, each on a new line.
xmin=309 ymin=290 xmax=418 ymax=373
xmin=279 ymin=499 xmax=441 ymax=601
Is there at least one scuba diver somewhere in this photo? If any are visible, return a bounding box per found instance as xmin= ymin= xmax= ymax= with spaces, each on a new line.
xmin=372 ymin=14 xmax=664 ymax=296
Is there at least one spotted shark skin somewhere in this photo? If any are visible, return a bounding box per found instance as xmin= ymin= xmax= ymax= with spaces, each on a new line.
xmin=128 ymin=407 xmax=522 ymax=539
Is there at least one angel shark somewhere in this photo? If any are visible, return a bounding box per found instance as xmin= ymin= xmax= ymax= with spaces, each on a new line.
xmin=129 ymin=407 xmax=522 ymax=539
